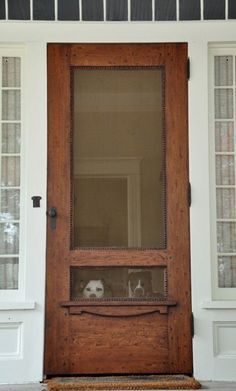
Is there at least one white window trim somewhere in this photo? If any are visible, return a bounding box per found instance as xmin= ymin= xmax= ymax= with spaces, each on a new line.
xmin=0 ymin=46 xmax=26 ymax=302
xmin=209 ymin=45 xmax=236 ymax=300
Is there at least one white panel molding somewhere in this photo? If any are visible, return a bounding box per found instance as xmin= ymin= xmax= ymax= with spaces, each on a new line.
xmin=213 ymin=321 xmax=236 ymax=358
xmin=202 ymin=300 xmax=236 ymax=309
xmin=0 ymin=301 xmax=35 ymax=310
xmin=0 ymin=322 xmax=22 ymax=359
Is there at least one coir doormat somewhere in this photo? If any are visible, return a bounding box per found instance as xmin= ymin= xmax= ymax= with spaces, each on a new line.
xmin=46 ymin=375 xmax=201 ymax=390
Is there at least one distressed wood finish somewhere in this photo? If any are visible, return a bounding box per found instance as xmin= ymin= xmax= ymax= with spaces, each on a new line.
xmin=45 ymin=43 xmax=192 ymax=375
xmin=61 ymin=300 xmax=177 ymax=316
xmin=69 ymin=313 xmax=169 ymax=374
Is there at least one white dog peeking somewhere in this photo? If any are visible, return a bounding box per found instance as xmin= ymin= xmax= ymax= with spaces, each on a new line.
xmin=82 ymin=279 xmax=105 ymax=299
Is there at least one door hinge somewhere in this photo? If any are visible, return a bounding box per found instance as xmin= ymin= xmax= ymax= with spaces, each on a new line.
xmin=191 ymin=313 xmax=194 ymax=337
xmin=188 ymin=182 xmax=191 ymax=207
xmin=187 ymin=58 xmax=190 ymax=80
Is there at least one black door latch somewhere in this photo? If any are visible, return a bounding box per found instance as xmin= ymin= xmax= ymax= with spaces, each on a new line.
xmin=47 ymin=207 xmax=57 ymax=230
xmin=31 ymin=196 xmax=42 ymax=208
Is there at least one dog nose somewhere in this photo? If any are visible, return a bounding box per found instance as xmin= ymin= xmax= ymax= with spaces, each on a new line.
xmin=89 ymin=294 xmax=97 ymax=298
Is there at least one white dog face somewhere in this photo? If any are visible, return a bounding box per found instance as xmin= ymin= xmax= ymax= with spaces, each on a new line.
xmin=82 ymin=280 xmax=104 ymax=299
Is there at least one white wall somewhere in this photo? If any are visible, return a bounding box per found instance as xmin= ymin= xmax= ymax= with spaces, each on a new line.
xmin=0 ymin=20 xmax=236 ymax=382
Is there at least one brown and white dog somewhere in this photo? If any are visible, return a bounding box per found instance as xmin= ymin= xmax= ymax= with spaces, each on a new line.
xmin=82 ymin=279 xmax=105 ymax=299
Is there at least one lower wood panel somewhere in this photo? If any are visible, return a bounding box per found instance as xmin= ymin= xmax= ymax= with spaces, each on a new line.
xmin=69 ymin=313 xmax=169 ymax=374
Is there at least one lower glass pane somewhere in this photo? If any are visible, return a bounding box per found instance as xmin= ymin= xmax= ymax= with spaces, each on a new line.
xmin=70 ymin=266 xmax=167 ymax=300
xmin=217 ymin=222 xmax=236 ymax=253
xmin=0 ymin=189 xmax=20 ymax=221
xmin=0 ymin=257 xmax=18 ymax=289
xmin=215 ymin=121 xmax=234 ymax=152
xmin=216 ymin=188 xmax=236 ymax=219
xmin=215 ymin=155 xmax=235 ymax=186
xmin=1 ymin=156 xmax=20 ymax=187
xmin=0 ymin=222 xmax=19 ymax=255
xmin=218 ymin=256 xmax=236 ymax=288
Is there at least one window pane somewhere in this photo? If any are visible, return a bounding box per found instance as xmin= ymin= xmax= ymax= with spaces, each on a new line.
xmin=33 ymin=0 xmax=55 ymax=20
xmin=215 ymin=56 xmax=233 ymax=86
xmin=2 ymin=90 xmax=21 ymax=120
xmin=1 ymin=157 xmax=20 ymax=187
xmin=204 ymin=0 xmax=225 ymax=20
xmin=0 ymin=258 xmax=18 ymax=289
xmin=106 ymin=0 xmax=128 ymax=21
xmin=216 ymin=188 xmax=236 ymax=219
xmin=155 ymin=0 xmax=176 ymax=21
xmin=215 ymin=89 xmax=233 ymax=119
xmin=215 ymin=122 xmax=234 ymax=152
xmin=131 ymin=0 xmax=152 ymax=21
xmin=0 ymin=189 xmax=20 ymax=221
xmin=217 ymin=222 xmax=236 ymax=253
xmin=2 ymin=123 xmax=21 ymax=153
xmin=179 ymin=0 xmax=200 ymax=21
xmin=73 ymin=68 xmax=166 ymax=248
xmin=82 ymin=0 xmax=103 ymax=20
xmin=58 ymin=0 xmax=80 ymax=20
xmin=8 ymin=0 xmax=30 ymax=20
xmin=215 ymin=155 xmax=235 ymax=186
xmin=2 ymin=57 xmax=21 ymax=88
xmin=70 ymin=266 xmax=167 ymax=300
xmin=218 ymin=256 xmax=236 ymax=288
xmin=0 ymin=223 xmax=19 ymax=255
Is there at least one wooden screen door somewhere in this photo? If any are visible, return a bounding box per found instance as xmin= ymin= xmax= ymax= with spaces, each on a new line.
xmin=45 ymin=43 xmax=192 ymax=375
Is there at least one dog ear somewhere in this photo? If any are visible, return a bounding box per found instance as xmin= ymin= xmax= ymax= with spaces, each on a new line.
xmin=79 ymin=280 xmax=86 ymax=290
xmin=100 ymin=279 xmax=105 ymax=286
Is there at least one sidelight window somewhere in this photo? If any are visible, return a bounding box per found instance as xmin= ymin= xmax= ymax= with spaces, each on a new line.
xmin=209 ymin=47 xmax=236 ymax=299
xmin=0 ymin=52 xmax=23 ymax=291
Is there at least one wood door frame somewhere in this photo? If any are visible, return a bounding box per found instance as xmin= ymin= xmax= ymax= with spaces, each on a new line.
xmin=45 ymin=43 xmax=192 ymax=375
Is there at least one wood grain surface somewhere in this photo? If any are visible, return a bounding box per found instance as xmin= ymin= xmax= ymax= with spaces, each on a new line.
xmin=45 ymin=43 xmax=192 ymax=376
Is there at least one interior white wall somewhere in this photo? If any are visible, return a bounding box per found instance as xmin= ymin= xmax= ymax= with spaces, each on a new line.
xmin=0 ymin=20 xmax=236 ymax=383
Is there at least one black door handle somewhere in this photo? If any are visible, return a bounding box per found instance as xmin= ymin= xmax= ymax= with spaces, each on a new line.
xmin=47 ymin=207 xmax=57 ymax=229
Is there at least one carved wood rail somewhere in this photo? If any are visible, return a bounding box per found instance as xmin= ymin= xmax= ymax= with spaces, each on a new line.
xmin=61 ymin=300 xmax=177 ymax=316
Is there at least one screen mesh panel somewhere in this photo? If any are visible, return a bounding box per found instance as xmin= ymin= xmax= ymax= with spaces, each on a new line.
xmin=70 ymin=266 xmax=167 ymax=300
xmin=72 ymin=68 xmax=166 ymax=249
